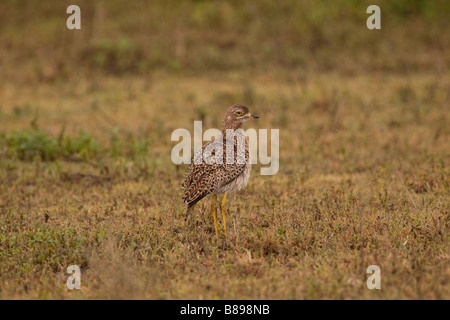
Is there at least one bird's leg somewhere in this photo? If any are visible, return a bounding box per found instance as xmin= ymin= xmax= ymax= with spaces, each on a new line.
xmin=212 ymin=194 xmax=218 ymax=236
xmin=185 ymin=204 xmax=192 ymax=221
xmin=221 ymin=192 xmax=227 ymax=238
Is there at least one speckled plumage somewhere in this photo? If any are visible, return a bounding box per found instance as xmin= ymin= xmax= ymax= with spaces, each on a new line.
xmin=181 ymin=105 xmax=257 ymax=219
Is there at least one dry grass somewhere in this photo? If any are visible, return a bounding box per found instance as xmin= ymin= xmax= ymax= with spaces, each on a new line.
xmin=0 ymin=71 xmax=448 ymax=299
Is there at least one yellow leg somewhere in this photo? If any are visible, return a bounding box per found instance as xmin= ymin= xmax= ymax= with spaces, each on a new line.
xmin=212 ymin=194 xmax=218 ymax=236
xmin=221 ymin=192 xmax=227 ymax=238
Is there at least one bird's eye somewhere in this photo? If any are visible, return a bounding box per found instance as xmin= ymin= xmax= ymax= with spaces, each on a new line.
xmin=235 ymin=111 xmax=243 ymax=116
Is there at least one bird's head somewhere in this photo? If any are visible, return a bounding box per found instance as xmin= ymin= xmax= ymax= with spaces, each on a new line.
xmin=222 ymin=104 xmax=259 ymax=130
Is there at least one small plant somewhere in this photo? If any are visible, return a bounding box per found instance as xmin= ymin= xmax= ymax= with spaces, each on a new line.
xmin=5 ymin=130 xmax=61 ymax=161
xmin=62 ymin=131 xmax=100 ymax=160
xmin=4 ymin=130 xmax=100 ymax=162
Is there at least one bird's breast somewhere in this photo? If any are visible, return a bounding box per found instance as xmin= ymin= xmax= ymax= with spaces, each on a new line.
xmin=214 ymin=160 xmax=251 ymax=194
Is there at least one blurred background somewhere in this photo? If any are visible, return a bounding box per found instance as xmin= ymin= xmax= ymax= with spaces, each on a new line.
xmin=0 ymin=0 xmax=449 ymax=80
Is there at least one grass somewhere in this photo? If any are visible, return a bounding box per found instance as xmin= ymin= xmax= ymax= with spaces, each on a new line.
xmin=0 ymin=1 xmax=449 ymax=300
xmin=1 ymin=0 xmax=449 ymax=80
xmin=0 ymin=71 xmax=448 ymax=299
xmin=3 ymin=130 xmax=100 ymax=161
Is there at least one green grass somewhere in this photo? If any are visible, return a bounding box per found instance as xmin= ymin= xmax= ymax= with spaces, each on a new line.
xmin=3 ymin=130 xmax=100 ymax=161
xmin=0 ymin=1 xmax=449 ymax=300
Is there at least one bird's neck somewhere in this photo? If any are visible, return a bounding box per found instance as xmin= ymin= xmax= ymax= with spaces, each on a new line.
xmin=222 ymin=120 xmax=243 ymax=133
xmin=222 ymin=125 xmax=244 ymax=137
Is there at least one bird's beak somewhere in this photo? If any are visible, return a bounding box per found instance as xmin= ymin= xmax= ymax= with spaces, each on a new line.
xmin=247 ymin=113 xmax=260 ymax=118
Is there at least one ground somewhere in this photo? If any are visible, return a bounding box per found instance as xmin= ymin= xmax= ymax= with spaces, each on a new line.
xmin=0 ymin=70 xmax=448 ymax=299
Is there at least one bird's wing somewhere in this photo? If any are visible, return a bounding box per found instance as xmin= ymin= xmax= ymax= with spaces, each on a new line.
xmin=181 ymin=136 xmax=248 ymax=205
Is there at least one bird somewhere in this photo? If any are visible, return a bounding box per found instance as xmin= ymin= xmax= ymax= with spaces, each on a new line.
xmin=181 ymin=104 xmax=259 ymax=237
